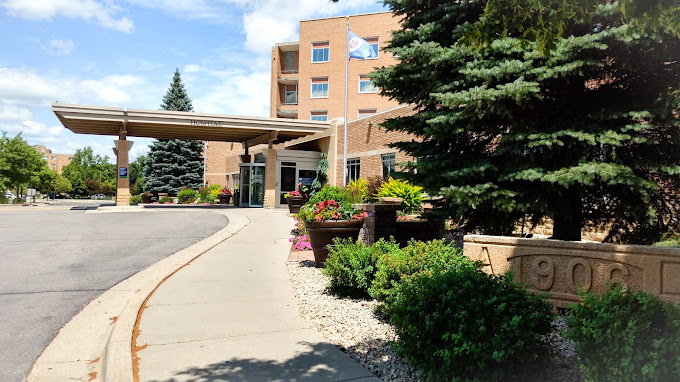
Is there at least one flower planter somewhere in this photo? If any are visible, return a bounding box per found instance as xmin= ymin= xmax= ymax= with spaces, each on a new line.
xmin=286 ymin=195 xmax=308 ymax=213
xmin=141 ymin=194 xmax=152 ymax=204
xmin=305 ymin=219 xmax=364 ymax=267
xmin=219 ymin=195 xmax=232 ymax=205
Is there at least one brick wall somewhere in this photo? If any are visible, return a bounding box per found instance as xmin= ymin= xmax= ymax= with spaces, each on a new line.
xmin=335 ymin=105 xmax=417 ymax=183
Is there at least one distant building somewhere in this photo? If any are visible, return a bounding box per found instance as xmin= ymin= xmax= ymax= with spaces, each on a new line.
xmin=34 ymin=145 xmax=73 ymax=174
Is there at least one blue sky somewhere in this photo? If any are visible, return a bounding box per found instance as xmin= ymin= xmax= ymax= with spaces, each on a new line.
xmin=0 ymin=0 xmax=388 ymax=162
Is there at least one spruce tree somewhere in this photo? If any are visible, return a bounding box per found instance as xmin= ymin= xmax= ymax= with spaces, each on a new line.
xmin=372 ymin=0 xmax=680 ymax=243
xmin=144 ymin=69 xmax=204 ymax=195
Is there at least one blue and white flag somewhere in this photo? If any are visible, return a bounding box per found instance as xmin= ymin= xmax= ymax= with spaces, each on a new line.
xmin=348 ymin=31 xmax=377 ymax=60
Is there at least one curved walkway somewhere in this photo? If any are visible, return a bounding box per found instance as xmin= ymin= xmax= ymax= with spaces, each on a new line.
xmin=134 ymin=208 xmax=379 ymax=381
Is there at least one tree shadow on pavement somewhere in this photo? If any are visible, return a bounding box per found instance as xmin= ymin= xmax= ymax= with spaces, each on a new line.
xmin=149 ymin=341 xmax=377 ymax=382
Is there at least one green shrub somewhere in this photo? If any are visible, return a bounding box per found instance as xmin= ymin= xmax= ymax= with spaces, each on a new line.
xmin=177 ymin=189 xmax=197 ymax=204
xmin=564 ymin=285 xmax=680 ymax=382
xmin=370 ymin=239 xmax=477 ymax=304
xmin=387 ymin=268 xmax=554 ymax=382
xmin=323 ymin=238 xmax=400 ymax=299
xmin=197 ymin=186 xmax=214 ymax=204
xmin=158 ymin=196 xmax=172 ymax=204
xmin=377 ymin=177 xmax=423 ymax=214
xmin=208 ymin=184 xmax=221 ymax=199
xmin=308 ymin=185 xmax=354 ymax=205
xmin=129 ymin=195 xmax=142 ymax=205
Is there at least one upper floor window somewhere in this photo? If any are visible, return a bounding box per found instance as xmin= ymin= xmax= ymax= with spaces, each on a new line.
xmin=358 ymin=74 xmax=377 ymax=93
xmin=312 ymin=42 xmax=329 ymax=63
xmin=364 ymin=37 xmax=379 ymax=58
xmin=284 ymin=84 xmax=298 ymax=104
xmin=358 ymin=108 xmax=377 ymax=118
xmin=310 ymin=111 xmax=328 ymax=121
xmin=311 ymin=77 xmax=329 ymax=98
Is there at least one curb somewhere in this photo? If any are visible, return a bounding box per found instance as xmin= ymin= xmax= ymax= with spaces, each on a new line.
xmin=27 ymin=210 xmax=250 ymax=382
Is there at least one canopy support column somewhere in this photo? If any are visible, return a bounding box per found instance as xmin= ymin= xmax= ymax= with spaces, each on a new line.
xmin=113 ymin=122 xmax=133 ymax=206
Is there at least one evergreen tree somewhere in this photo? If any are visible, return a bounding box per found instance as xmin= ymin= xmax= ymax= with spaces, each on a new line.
xmin=144 ymin=69 xmax=204 ymax=195
xmin=372 ymin=0 xmax=680 ymax=242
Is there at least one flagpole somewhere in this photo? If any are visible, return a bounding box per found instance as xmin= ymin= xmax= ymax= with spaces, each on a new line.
xmin=343 ymin=17 xmax=349 ymax=187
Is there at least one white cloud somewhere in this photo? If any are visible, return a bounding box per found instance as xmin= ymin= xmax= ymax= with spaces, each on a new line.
xmin=0 ymin=102 xmax=32 ymax=121
xmin=1 ymin=0 xmax=134 ymax=33
xmin=0 ymin=67 xmax=161 ymax=108
xmin=44 ymin=39 xmax=75 ymax=55
xmin=185 ymin=64 xmax=270 ymax=117
xmin=240 ymin=0 xmax=383 ymax=54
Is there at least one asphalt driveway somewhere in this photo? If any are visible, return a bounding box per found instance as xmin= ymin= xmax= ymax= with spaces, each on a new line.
xmin=0 ymin=207 xmax=228 ymax=382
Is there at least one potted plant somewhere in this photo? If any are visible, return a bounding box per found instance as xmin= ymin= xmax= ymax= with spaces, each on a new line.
xmin=285 ymin=183 xmax=310 ymax=213
xmin=218 ymin=187 xmax=232 ymax=205
xmin=141 ymin=192 xmax=152 ymax=204
xmin=296 ymin=186 xmax=367 ymax=267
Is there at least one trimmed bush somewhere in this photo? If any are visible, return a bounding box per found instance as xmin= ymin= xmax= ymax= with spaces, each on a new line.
xmin=177 ymin=189 xmax=197 ymax=204
xmin=377 ymin=177 xmax=423 ymax=214
xmin=387 ymin=268 xmax=554 ymax=382
xmin=323 ymin=238 xmax=400 ymax=299
xmin=158 ymin=196 xmax=172 ymax=204
xmin=129 ymin=195 xmax=142 ymax=205
xmin=370 ymin=239 xmax=477 ymax=304
xmin=564 ymin=285 xmax=680 ymax=382
xmin=208 ymin=184 xmax=221 ymax=199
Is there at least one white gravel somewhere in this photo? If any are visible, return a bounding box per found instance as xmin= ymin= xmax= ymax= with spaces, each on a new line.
xmin=286 ymin=259 xmax=585 ymax=382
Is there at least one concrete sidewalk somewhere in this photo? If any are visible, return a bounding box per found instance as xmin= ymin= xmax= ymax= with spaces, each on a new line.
xmin=135 ymin=208 xmax=380 ymax=382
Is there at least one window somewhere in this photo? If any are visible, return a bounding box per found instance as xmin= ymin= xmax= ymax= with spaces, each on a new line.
xmin=358 ymin=108 xmax=377 ymax=118
xmin=284 ymin=84 xmax=297 ymax=104
xmin=358 ymin=74 xmax=377 ymax=93
xmin=310 ymin=111 xmax=328 ymax=121
xmin=364 ymin=37 xmax=379 ymax=58
xmin=312 ymin=42 xmax=329 ymax=63
xmin=285 ymin=51 xmax=292 ymax=68
xmin=382 ymin=153 xmax=396 ymax=177
xmin=346 ymin=158 xmax=360 ymax=183
xmin=311 ymin=77 xmax=329 ymax=98
xmin=52 ymin=156 xmax=56 ymax=160
xmin=42 ymin=156 xmax=48 ymax=160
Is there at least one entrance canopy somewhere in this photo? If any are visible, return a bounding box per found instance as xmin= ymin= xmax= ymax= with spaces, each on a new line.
xmin=52 ymin=103 xmax=329 ymax=144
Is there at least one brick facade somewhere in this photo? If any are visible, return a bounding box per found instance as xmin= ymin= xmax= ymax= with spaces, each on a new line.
xmin=271 ymin=12 xmax=403 ymax=121
xmin=335 ymin=105 xmax=417 ymax=183
xmin=205 ymin=11 xmax=418 ymax=206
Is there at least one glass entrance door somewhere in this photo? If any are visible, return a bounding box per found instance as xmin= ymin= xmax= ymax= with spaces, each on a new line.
xmin=239 ymin=163 xmax=265 ymax=207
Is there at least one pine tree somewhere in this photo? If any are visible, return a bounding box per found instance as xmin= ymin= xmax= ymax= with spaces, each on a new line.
xmin=144 ymin=69 xmax=204 ymax=195
xmin=372 ymin=0 xmax=680 ymax=243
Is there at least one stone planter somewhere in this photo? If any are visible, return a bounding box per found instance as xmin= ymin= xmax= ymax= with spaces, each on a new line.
xmin=305 ymin=219 xmax=364 ymax=267
xmin=141 ymin=194 xmax=152 ymax=204
xmin=395 ymin=219 xmax=443 ymax=247
xmin=219 ymin=194 xmax=232 ymax=205
xmin=463 ymin=234 xmax=680 ymax=307
xmin=285 ymin=195 xmax=308 ymax=213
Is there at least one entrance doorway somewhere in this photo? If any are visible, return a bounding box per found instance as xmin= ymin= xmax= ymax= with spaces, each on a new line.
xmin=279 ymin=161 xmax=316 ymax=205
xmin=238 ymin=163 xmax=265 ymax=207
xmin=275 ymin=150 xmax=321 ymax=208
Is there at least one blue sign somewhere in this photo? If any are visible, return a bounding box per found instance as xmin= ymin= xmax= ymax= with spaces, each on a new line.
xmin=119 ymin=167 xmax=128 ymax=178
